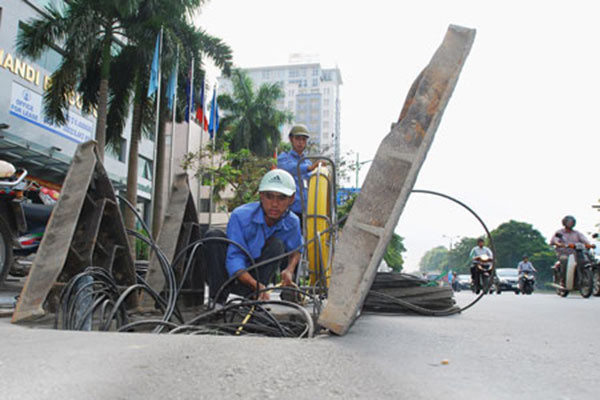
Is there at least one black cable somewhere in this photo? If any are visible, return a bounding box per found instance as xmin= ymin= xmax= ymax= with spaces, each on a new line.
xmin=365 ymin=189 xmax=498 ymax=317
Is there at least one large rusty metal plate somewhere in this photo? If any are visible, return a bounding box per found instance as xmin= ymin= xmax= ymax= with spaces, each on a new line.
xmin=12 ymin=141 xmax=135 ymax=322
xmin=318 ymin=25 xmax=476 ymax=335
xmin=140 ymin=173 xmax=203 ymax=310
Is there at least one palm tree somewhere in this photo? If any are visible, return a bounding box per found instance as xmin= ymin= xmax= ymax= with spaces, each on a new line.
xmin=218 ymin=69 xmax=292 ymax=157
xmin=16 ymin=0 xmax=141 ymax=161
xmin=101 ymin=1 xmax=232 ymax=238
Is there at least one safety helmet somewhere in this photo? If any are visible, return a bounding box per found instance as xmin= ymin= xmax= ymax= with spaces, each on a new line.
xmin=288 ymin=124 xmax=310 ymax=138
xmin=562 ymin=215 xmax=576 ymax=228
xmin=258 ymin=169 xmax=296 ymax=196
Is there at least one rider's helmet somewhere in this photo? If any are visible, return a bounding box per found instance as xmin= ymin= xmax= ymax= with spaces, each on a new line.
xmin=562 ymin=215 xmax=576 ymax=228
xmin=522 ymin=254 xmax=528 ymax=259
xmin=288 ymin=124 xmax=310 ymax=138
xmin=258 ymin=169 xmax=296 ymax=196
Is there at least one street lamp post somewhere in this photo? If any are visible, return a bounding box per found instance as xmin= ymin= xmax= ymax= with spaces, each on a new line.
xmin=355 ymin=153 xmax=373 ymax=189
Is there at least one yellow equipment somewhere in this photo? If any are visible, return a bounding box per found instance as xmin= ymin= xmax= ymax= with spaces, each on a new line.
xmin=305 ymin=165 xmax=334 ymax=288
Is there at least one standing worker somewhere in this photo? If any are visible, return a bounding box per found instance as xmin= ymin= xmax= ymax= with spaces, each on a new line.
xmin=203 ymin=169 xmax=304 ymax=304
xmin=277 ymin=124 xmax=326 ymax=222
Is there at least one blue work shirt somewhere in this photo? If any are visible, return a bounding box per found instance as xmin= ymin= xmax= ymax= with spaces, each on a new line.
xmin=225 ymin=202 xmax=304 ymax=277
xmin=277 ymin=150 xmax=312 ymax=214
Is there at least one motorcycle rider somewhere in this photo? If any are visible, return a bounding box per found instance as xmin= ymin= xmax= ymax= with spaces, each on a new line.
xmin=469 ymin=238 xmax=493 ymax=290
xmin=517 ymin=255 xmax=536 ymax=274
xmin=517 ymin=255 xmax=536 ymax=291
xmin=549 ymin=215 xmax=593 ymax=287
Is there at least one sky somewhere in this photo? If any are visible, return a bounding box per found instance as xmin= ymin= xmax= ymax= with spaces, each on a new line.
xmin=195 ymin=0 xmax=600 ymax=272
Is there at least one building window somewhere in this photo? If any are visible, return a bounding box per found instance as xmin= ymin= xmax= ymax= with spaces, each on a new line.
xmin=262 ymin=69 xmax=270 ymax=79
xmin=312 ymin=67 xmax=319 ymax=76
xmin=138 ymin=156 xmax=153 ymax=181
xmin=289 ymin=69 xmax=299 ymax=78
xmin=312 ymin=78 xmax=318 ymax=87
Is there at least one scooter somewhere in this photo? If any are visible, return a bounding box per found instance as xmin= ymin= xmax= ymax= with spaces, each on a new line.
xmin=518 ymin=271 xmax=535 ymax=295
xmin=0 ymin=168 xmax=55 ymax=283
xmin=552 ymin=238 xmax=594 ymax=298
xmin=471 ymin=254 xmax=494 ymax=295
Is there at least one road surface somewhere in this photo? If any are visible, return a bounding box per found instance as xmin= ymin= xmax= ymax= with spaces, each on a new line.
xmin=0 ymin=290 xmax=598 ymax=399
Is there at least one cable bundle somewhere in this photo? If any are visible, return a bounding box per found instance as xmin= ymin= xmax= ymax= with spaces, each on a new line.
xmin=54 ymin=195 xmax=318 ymax=338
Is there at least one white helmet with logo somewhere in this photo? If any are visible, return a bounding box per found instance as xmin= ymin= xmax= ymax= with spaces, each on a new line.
xmin=258 ymin=169 xmax=296 ymax=196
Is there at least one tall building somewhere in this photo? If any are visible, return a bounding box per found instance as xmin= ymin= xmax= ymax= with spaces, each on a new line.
xmin=218 ymin=57 xmax=342 ymax=165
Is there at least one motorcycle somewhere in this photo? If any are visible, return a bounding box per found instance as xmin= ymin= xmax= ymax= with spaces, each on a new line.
xmin=518 ymin=271 xmax=535 ymax=295
xmin=0 ymin=168 xmax=55 ymax=283
xmin=471 ymin=254 xmax=494 ymax=294
xmin=551 ymin=235 xmax=594 ymax=298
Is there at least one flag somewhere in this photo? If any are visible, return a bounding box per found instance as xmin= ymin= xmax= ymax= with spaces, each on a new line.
xmin=208 ymin=89 xmax=218 ymax=138
xmin=165 ymin=62 xmax=177 ymax=110
xmin=185 ymin=63 xmax=194 ymax=122
xmin=147 ymin=32 xmax=160 ymax=98
xmin=195 ymin=80 xmax=208 ymax=130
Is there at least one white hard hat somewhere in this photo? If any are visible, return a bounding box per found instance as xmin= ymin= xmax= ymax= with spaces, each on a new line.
xmin=0 ymin=160 xmax=16 ymax=178
xmin=258 ymin=169 xmax=296 ymax=196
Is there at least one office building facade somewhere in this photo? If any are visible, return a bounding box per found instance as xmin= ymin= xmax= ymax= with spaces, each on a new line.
xmin=218 ymin=59 xmax=342 ymax=165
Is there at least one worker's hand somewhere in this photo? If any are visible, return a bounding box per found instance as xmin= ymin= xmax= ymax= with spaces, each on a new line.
xmin=309 ymin=160 xmax=326 ymax=171
xmin=257 ymin=283 xmax=270 ymax=301
xmin=281 ymin=269 xmax=294 ymax=286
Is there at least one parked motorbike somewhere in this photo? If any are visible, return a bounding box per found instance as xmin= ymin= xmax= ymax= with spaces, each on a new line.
xmin=518 ymin=271 xmax=535 ymax=295
xmin=471 ymin=254 xmax=494 ymax=294
xmin=0 ymin=168 xmax=55 ymax=283
xmin=551 ymin=236 xmax=594 ymax=298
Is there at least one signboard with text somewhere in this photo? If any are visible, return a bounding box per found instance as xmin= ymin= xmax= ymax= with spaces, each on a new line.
xmin=9 ymin=81 xmax=94 ymax=143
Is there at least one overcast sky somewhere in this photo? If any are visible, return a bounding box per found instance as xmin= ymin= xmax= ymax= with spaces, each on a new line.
xmin=196 ymin=0 xmax=600 ymax=271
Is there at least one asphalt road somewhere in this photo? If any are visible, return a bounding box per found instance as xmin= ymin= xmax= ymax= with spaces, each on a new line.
xmin=0 ymin=290 xmax=598 ymax=399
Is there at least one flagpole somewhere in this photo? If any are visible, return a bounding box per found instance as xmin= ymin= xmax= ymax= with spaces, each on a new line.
xmin=150 ymin=25 xmax=163 ymax=231
xmin=186 ymin=56 xmax=193 ymax=170
xmin=168 ymin=44 xmax=179 ymax=192
xmin=208 ymin=84 xmax=217 ymax=229
xmin=198 ymin=80 xmax=205 ymax=211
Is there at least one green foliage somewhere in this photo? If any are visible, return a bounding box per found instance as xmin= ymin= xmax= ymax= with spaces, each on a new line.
xmin=218 ymin=69 xmax=293 ymax=157
xmin=529 ymin=249 xmax=557 ymax=285
xmin=384 ymin=233 xmax=406 ymax=272
xmin=336 ymin=192 xmax=357 ymax=228
xmin=183 ymin=144 xmax=274 ymax=211
xmin=419 ymin=246 xmax=449 ymax=273
xmin=490 ymin=220 xmax=551 ymax=268
xmin=135 ymin=227 xmax=150 ymax=260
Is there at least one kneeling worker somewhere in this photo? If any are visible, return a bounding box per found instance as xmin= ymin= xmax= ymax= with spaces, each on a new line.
xmin=204 ymin=169 xmax=304 ymax=304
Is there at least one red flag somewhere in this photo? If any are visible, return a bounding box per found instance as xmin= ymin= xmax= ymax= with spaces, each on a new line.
xmin=195 ymin=80 xmax=208 ymax=130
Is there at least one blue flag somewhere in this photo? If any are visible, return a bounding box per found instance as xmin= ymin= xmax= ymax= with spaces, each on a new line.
xmin=208 ymin=89 xmax=218 ymax=138
xmin=166 ymin=62 xmax=177 ymax=110
xmin=147 ymin=33 xmax=160 ymax=98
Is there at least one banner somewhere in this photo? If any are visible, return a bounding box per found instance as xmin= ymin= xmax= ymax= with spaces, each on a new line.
xmin=9 ymin=81 xmax=94 ymax=143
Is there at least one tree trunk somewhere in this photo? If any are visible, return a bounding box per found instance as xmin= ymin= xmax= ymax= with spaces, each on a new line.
xmin=151 ymin=93 xmax=168 ymax=238
xmin=95 ymin=28 xmax=113 ymax=162
xmin=125 ymin=73 xmax=143 ymax=256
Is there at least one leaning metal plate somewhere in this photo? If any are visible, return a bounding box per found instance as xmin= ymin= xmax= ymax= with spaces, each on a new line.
xmin=318 ymin=25 xmax=476 ymax=335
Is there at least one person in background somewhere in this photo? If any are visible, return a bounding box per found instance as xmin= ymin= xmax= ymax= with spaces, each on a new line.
xmin=277 ymin=124 xmax=326 ymax=222
xmin=469 ymin=238 xmax=493 ymax=288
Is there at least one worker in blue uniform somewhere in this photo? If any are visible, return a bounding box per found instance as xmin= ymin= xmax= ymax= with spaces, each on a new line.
xmin=277 ymin=124 xmax=326 ymax=222
xmin=203 ymin=169 xmax=304 ymax=304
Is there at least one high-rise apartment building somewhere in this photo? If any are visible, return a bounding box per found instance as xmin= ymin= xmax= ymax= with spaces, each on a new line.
xmin=218 ymin=57 xmax=342 ymax=165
